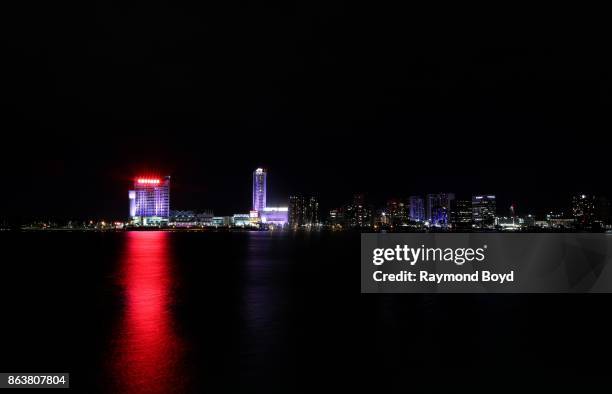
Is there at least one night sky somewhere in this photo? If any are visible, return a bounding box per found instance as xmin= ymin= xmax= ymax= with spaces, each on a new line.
xmin=3 ymin=4 xmax=611 ymax=221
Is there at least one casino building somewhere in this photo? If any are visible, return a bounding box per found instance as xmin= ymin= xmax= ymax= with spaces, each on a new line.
xmin=129 ymin=176 xmax=171 ymax=226
xmin=251 ymin=167 xmax=288 ymax=227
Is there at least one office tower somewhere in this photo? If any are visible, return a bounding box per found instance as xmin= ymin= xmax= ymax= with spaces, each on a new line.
xmin=472 ymin=194 xmax=496 ymax=229
xmin=328 ymin=208 xmax=344 ymax=228
xmin=386 ymin=199 xmax=407 ymax=226
xmin=289 ymin=195 xmax=320 ymax=228
xmin=288 ymin=195 xmax=304 ymax=228
xmin=305 ymin=196 xmax=320 ymax=226
xmin=408 ymin=196 xmax=425 ymax=222
xmin=252 ymin=168 xmax=267 ymax=212
xmin=426 ymin=193 xmax=455 ymax=227
xmin=572 ymin=193 xmax=596 ymax=230
xmin=376 ymin=209 xmax=391 ymax=228
xmin=450 ymin=199 xmax=472 ymax=230
xmin=130 ymin=176 xmax=171 ymax=226
xmin=344 ymin=193 xmax=372 ymax=228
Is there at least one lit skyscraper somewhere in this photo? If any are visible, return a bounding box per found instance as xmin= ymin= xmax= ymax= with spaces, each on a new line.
xmin=408 ymin=196 xmax=425 ymax=222
xmin=252 ymin=168 xmax=267 ymax=212
xmin=305 ymin=196 xmax=320 ymax=227
xmin=472 ymin=194 xmax=496 ymax=229
xmin=344 ymin=193 xmax=372 ymax=228
xmin=572 ymin=193 xmax=596 ymax=230
xmin=288 ymin=194 xmax=320 ymax=229
xmin=451 ymin=198 xmax=473 ymax=230
xmin=426 ymin=193 xmax=455 ymax=227
xmin=129 ymin=176 xmax=171 ymax=226
xmin=289 ymin=195 xmax=304 ymax=228
xmin=386 ymin=199 xmax=408 ymax=226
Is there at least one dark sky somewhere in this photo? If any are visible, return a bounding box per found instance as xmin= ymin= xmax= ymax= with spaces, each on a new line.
xmin=2 ymin=3 xmax=611 ymax=220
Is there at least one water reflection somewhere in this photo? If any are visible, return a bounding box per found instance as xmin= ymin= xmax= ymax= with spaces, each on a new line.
xmin=244 ymin=232 xmax=277 ymax=334
xmin=112 ymin=231 xmax=184 ymax=394
xmin=240 ymin=232 xmax=290 ymax=384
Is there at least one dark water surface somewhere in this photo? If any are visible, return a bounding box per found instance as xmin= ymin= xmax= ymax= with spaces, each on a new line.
xmin=1 ymin=231 xmax=610 ymax=392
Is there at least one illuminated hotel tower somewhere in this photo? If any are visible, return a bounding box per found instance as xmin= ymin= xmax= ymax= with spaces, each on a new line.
xmin=129 ymin=176 xmax=171 ymax=226
xmin=252 ymin=168 xmax=267 ymax=212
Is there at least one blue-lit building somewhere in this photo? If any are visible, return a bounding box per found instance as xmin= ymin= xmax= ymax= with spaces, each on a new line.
xmin=129 ymin=176 xmax=171 ymax=226
xmin=408 ymin=196 xmax=425 ymax=222
xmin=426 ymin=193 xmax=455 ymax=227
xmin=253 ymin=168 xmax=267 ymax=212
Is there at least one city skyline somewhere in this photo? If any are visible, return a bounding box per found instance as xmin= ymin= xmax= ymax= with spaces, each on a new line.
xmin=4 ymin=3 xmax=612 ymax=392
xmin=6 ymin=165 xmax=611 ymax=233
xmin=2 ymin=161 xmax=611 ymax=223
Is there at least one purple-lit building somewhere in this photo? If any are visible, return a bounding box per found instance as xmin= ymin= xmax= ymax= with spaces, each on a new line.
xmin=129 ymin=176 xmax=171 ymax=226
xmin=259 ymin=207 xmax=288 ymax=227
xmin=250 ymin=168 xmax=288 ymax=228
xmin=252 ymin=168 xmax=267 ymax=212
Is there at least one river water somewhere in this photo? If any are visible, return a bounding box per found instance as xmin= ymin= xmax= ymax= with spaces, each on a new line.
xmin=0 ymin=231 xmax=609 ymax=392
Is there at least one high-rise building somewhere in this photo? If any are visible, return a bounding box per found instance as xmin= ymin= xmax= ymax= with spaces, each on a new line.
xmin=472 ymin=194 xmax=496 ymax=229
xmin=344 ymin=194 xmax=372 ymax=228
xmin=328 ymin=208 xmax=344 ymax=228
xmin=129 ymin=176 xmax=171 ymax=226
xmin=408 ymin=196 xmax=425 ymax=222
xmin=305 ymin=196 xmax=319 ymax=227
xmin=288 ymin=195 xmax=304 ymax=228
xmin=376 ymin=209 xmax=391 ymax=228
xmin=426 ymin=193 xmax=455 ymax=227
xmin=252 ymin=168 xmax=267 ymax=212
xmin=450 ymin=199 xmax=472 ymax=230
xmin=572 ymin=193 xmax=596 ymax=230
xmin=289 ymin=195 xmax=320 ymax=229
xmin=386 ymin=199 xmax=408 ymax=226
xmin=250 ymin=167 xmax=287 ymax=228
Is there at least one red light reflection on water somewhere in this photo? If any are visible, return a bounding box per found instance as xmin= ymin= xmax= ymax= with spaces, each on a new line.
xmin=113 ymin=231 xmax=184 ymax=394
